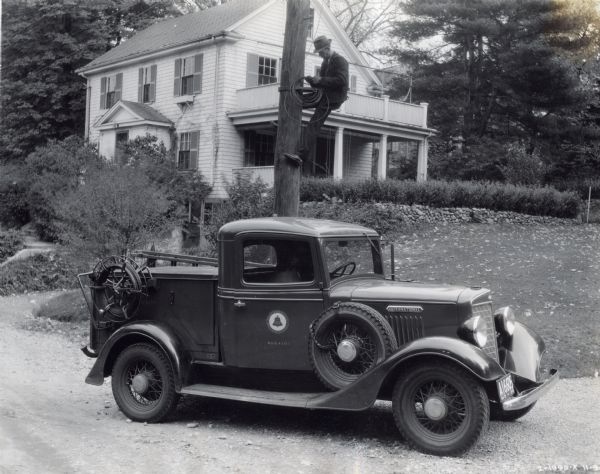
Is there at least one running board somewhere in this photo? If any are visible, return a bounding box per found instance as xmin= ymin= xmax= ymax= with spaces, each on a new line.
xmin=180 ymin=383 xmax=324 ymax=408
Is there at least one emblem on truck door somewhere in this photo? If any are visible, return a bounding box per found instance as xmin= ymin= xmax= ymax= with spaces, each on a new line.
xmin=267 ymin=311 xmax=288 ymax=334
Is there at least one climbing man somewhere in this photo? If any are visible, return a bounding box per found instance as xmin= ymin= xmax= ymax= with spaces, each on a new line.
xmin=298 ymin=35 xmax=349 ymax=173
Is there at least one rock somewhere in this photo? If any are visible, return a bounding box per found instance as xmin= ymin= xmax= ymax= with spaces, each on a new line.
xmin=186 ymin=422 xmax=199 ymax=429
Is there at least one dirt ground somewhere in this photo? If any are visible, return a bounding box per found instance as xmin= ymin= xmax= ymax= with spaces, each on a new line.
xmin=1 ymin=292 xmax=599 ymax=474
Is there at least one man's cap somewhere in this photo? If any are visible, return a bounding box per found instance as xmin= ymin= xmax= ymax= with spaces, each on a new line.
xmin=313 ymin=35 xmax=332 ymax=53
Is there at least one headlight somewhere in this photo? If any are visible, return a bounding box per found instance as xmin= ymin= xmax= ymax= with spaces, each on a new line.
xmin=458 ymin=315 xmax=488 ymax=348
xmin=494 ymin=306 xmax=516 ymax=337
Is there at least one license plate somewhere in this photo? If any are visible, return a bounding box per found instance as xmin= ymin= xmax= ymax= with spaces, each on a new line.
xmin=497 ymin=374 xmax=514 ymax=402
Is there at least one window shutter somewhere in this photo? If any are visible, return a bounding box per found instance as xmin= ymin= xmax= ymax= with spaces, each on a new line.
xmin=190 ymin=131 xmax=199 ymax=170
xmin=138 ymin=68 xmax=144 ymax=102
xmin=350 ymin=75 xmax=357 ymax=93
xmin=174 ymin=58 xmax=181 ymax=96
xmin=246 ymin=53 xmax=259 ymax=87
xmin=115 ymin=73 xmax=123 ymax=102
xmin=100 ymin=77 xmax=107 ymax=109
xmin=150 ymin=65 xmax=157 ymax=102
xmin=277 ymin=58 xmax=281 ymax=83
xmin=193 ymin=54 xmax=203 ymax=94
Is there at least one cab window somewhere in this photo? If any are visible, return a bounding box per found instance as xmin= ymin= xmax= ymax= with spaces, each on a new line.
xmin=243 ymin=239 xmax=314 ymax=284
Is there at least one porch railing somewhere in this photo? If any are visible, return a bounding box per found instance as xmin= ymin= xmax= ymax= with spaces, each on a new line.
xmin=235 ymin=84 xmax=427 ymax=128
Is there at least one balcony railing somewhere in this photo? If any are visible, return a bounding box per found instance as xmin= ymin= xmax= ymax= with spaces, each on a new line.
xmin=232 ymin=166 xmax=274 ymax=186
xmin=235 ymin=84 xmax=427 ymax=128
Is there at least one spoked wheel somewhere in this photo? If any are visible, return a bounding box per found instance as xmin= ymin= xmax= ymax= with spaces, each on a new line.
xmin=111 ymin=343 xmax=179 ymax=422
xmin=392 ymin=361 xmax=489 ymax=456
xmin=309 ymin=303 xmax=397 ymax=390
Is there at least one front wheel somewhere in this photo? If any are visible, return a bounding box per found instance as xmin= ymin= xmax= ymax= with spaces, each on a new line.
xmin=111 ymin=343 xmax=179 ymax=422
xmin=392 ymin=361 xmax=489 ymax=456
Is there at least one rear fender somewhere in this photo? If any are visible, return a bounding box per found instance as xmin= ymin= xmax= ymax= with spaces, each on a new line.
xmin=309 ymin=336 xmax=505 ymax=410
xmin=84 ymin=321 xmax=188 ymax=391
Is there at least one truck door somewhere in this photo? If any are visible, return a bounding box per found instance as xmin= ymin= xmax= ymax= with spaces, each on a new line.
xmin=218 ymin=235 xmax=324 ymax=370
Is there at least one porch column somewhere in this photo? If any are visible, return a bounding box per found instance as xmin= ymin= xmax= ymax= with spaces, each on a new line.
xmin=417 ymin=137 xmax=429 ymax=182
xmin=377 ymin=134 xmax=388 ymax=179
xmin=333 ymin=126 xmax=344 ymax=179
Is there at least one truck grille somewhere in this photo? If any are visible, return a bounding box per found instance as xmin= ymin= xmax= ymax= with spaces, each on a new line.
xmin=385 ymin=315 xmax=424 ymax=346
xmin=472 ymin=302 xmax=499 ymax=362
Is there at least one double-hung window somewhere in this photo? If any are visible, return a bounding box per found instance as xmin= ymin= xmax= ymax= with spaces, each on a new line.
xmin=100 ymin=73 xmax=122 ymax=109
xmin=178 ymin=131 xmax=199 ymax=170
xmin=138 ymin=65 xmax=157 ymax=103
xmin=174 ymin=54 xmax=203 ymax=96
xmin=246 ymin=54 xmax=279 ymax=87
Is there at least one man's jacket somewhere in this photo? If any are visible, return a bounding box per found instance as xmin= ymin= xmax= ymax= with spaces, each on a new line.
xmin=317 ymin=52 xmax=349 ymax=105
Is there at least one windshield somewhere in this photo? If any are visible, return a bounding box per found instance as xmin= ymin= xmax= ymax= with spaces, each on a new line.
xmin=322 ymin=238 xmax=382 ymax=280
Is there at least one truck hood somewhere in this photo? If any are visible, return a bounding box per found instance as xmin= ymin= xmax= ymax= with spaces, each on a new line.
xmin=329 ymin=277 xmax=484 ymax=304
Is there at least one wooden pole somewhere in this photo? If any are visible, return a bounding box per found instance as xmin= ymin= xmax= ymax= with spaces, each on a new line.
xmin=273 ymin=0 xmax=310 ymax=217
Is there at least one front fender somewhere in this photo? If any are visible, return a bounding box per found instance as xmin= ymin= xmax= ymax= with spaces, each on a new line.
xmin=309 ymin=336 xmax=505 ymax=411
xmin=498 ymin=321 xmax=546 ymax=382
xmin=84 ymin=321 xmax=188 ymax=390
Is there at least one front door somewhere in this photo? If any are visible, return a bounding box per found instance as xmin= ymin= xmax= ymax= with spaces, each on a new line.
xmin=218 ymin=236 xmax=324 ymax=371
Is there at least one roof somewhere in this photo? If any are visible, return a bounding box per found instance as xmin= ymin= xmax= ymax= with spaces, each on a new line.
xmin=80 ymin=0 xmax=271 ymax=73
xmin=119 ymin=101 xmax=172 ymax=124
xmin=218 ymin=217 xmax=379 ymax=240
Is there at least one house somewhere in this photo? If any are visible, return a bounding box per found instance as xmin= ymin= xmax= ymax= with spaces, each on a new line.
xmin=78 ymin=0 xmax=434 ymax=203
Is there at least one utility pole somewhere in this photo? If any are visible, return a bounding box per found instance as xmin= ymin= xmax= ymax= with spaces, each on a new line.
xmin=273 ymin=0 xmax=310 ymax=217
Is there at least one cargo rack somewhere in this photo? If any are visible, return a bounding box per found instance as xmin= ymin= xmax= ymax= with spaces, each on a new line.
xmin=132 ymin=250 xmax=218 ymax=268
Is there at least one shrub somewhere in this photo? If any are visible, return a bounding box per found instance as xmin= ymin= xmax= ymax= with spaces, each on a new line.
xmin=32 ymin=290 xmax=88 ymax=322
xmin=500 ymin=142 xmax=546 ymax=185
xmin=0 ymin=229 xmax=24 ymax=263
xmin=300 ymin=178 xmax=580 ymax=218
xmin=24 ymin=136 xmax=102 ymax=240
xmin=55 ymin=164 xmax=177 ymax=258
xmin=0 ymin=251 xmax=88 ymax=296
xmin=0 ymin=164 xmax=29 ymax=228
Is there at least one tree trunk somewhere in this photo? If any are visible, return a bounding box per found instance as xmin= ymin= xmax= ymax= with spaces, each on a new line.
xmin=273 ymin=0 xmax=310 ymax=217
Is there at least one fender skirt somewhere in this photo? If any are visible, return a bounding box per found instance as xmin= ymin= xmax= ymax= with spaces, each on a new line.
xmin=84 ymin=321 xmax=187 ymax=390
xmin=307 ymin=336 xmax=505 ymax=411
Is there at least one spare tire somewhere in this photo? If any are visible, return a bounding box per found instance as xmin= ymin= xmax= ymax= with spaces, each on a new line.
xmin=309 ymin=302 xmax=398 ymax=391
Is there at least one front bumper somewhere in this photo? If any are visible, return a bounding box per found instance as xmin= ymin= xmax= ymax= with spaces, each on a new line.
xmin=502 ymin=368 xmax=559 ymax=410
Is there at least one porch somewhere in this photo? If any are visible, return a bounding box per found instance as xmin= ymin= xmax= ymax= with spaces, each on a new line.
xmin=228 ymin=84 xmax=434 ymax=185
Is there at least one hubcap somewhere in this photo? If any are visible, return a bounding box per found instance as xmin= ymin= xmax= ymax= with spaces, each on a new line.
xmin=131 ymin=373 xmax=150 ymax=394
xmin=337 ymin=339 xmax=359 ymax=362
xmin=424 ymin=396 xmax=448 ymax=420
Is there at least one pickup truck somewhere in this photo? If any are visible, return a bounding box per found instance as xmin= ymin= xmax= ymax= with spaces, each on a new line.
xmin=79 ymin=217 xmax=558 ymax=456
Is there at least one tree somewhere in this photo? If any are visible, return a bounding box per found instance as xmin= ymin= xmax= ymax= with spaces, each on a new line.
xmin=0 ymin=1 xmax=109 ymax=161
xmin=385 ymin=0 xmax=597 ymax=155
xmin=324 ymin=0 xmax=401 ymax=58
xmin=0 ymin=0 xmax=182 ymax=163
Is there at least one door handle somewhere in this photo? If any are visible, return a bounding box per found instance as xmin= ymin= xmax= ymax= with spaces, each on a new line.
xmin=233 ymin=300 xmax=246 ymax=308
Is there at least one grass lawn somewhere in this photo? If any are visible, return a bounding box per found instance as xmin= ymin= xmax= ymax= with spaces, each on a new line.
xmin=391 ymin=222 xmax=600 ymax=378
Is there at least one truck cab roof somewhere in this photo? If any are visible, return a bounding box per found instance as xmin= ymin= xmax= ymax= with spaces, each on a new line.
xmin=218 ymin=217 xmax=379 ymax=240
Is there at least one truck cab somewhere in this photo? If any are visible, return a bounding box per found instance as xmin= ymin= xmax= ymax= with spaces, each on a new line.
xmin=80 ymin=217 xmax=558 ymax=456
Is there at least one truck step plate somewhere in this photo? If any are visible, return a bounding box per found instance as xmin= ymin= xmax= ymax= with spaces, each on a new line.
xmin=180 ymin=384 xmax=325 ymax=408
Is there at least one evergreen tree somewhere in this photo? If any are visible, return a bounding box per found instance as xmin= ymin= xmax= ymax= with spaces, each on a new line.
xmin=0 ymin=0 xmax=180 ymax=163
xmin=385 ymin=0 xmax=599 ymax=161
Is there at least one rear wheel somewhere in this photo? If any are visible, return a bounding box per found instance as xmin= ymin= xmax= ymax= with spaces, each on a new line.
xmin=111 ymin=343 xmax=179 ymax=422
xmin=309 ymin=302 xmax=397 ymax=391
xmin=392 ymin=361 xmax=489 ymax=456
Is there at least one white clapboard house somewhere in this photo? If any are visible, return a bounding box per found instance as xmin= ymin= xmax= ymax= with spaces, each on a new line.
xmin=78 ymin=0 xmax=433 ymax=201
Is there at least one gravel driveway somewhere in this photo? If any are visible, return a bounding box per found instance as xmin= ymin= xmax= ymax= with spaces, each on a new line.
xmin=0 ymin=293 xmax=599 ymax=474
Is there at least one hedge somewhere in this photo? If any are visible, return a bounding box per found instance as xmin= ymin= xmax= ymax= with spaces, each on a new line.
xmin=300 ymin=178 xmax=580 ymax=218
